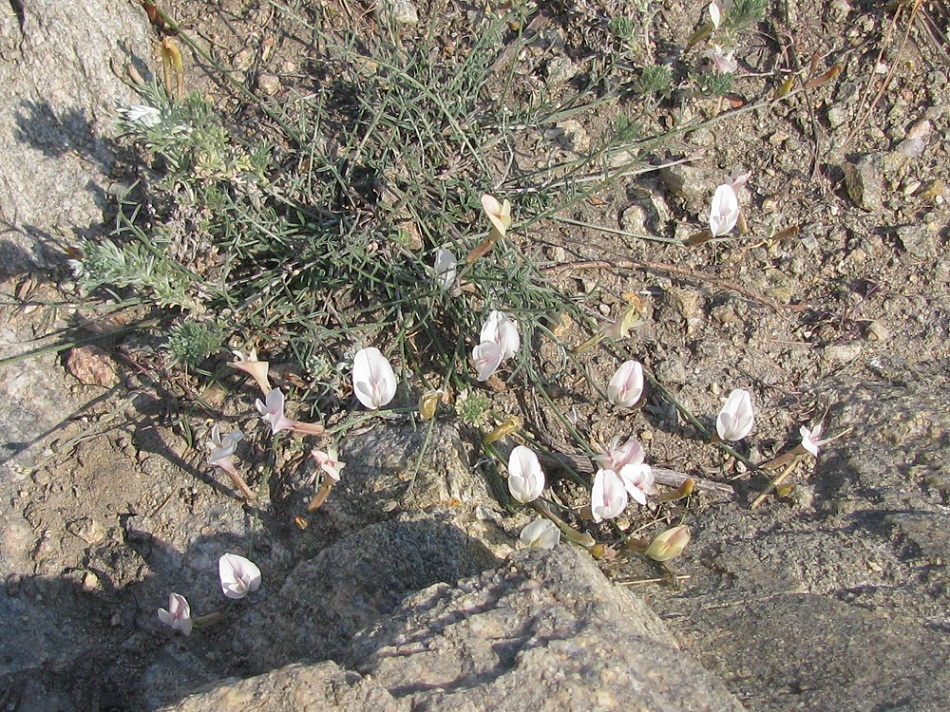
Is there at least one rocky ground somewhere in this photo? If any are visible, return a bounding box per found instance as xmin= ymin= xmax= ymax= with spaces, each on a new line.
xmin=1 ymin=0 xmax=949 ymax=710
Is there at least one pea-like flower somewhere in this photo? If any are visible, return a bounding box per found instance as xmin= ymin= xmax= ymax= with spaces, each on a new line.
xmin=593 ymin=435 xmax=645 ymax=472
xmin=231 ymin=348 xmax=272 ymax=395
xmin=800 ymin=424 xmax=839 ymax=457
xmin=645 ymin=525 xmax=691 ymax=562
xmin=709 ymin=183 xmax=740 ymax=236
xmin=481 ymin=194 xmax=512 ymax=237
xmin=207 ymin=424 xmax=256 ymax=502
xmin=520 ymin=518 xmax=560 ymax=549
xmin=434 ymin=247 xmax=457 ymax=292
xmin=311 ymin=447 xmax=345 ymax=483
xmin=255 ymin=388 xmax=296 ymax=434
xmin=218 ymin=553 xmax=262 ymax=600
xmin=619 ymin=461 xmax=656 ymax=506
xmin=507 ymin=445 xmax=545 ymax=504
xmin=706 ymin=44 xmax=738 ymax=74
xmin=157 ymin=592 xmax=193 ymax=635
xmin=352 ymin=347 xmax=397 ymax=410
xmin=716 ymin=388 xmax=754 ymax=441
xmin=591 ymin=468 xmax=628 ymax=522
xmin=472 ymin=310 xmax=520 ymax=381
xmin=607 ymin=360 xmax=644 ymax=408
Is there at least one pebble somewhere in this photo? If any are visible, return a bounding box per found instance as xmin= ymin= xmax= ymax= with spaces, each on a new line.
xmin=620 ymin=204 xmax=648 ymax=234
xmin=842 ymin=154 xmax=883 ymax=211
xmin=654 ymin=358 xmax=687 ymax=387
xmin=546 ymin=56 xmax=579 ymax=84
xmin=895 ymin=224 xmax=936 ymax=258
xmin=866 ymin=321 xmax=889 ymax=342
xmin=377 ymin=0 xmax=418 ymax=25
xmin=822 ymin=342 xmax=863 ymax=367
xmin=66 ymin=517 xmax=105 ymax=545
xmin=257 ymin=73 xmax=281 ymax=95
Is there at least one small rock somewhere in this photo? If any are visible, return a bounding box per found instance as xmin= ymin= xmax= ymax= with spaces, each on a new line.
xmin=661 ymin=164 xmax=707 ymax=210
xmin=827 ymin=106 xmax=848 ymax=129
xmin=549 ymin=119 xmax=589 ymax=153
xmin=620 ymin=204 xmax=648 ymax=234
xmin=81 ymin=571 xmax=101 ymax=593
xmin=377 ymin=0 xmax=418 ymax=25
xmin=257 ymin=73 xmax=281 ymax=95
xmin=663 ymin=287 xmax=702 ymax=322
xmin=654 ymin=358 xmax=688 ymax=388
xmin=895 ymin=224 xmax=937 ymax=258
xmin=232 ymin=48 xmax=254 ymax=72
xmin=5 ymin=573 xmax=21 ymax=596
xmin=66 ymin=517 xmax=105 ymax=545
xmin=865 ymin=321 xmax=889 ymax=342
xmin=821 ymin=342 xmax=862 ymax=367
xmin=842 ymin=154 xmax=884 ymax=211
xmin=546 ymin=56 xmax=579 ymax=85
xmin=65 ymin=345 xmax=118 ymax=387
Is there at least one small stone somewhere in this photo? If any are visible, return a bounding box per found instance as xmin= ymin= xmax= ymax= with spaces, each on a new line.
xmin=31 ymin=469 xmax=52 ymax=486
xmin=822 ymin=342 xmax=862 ymax=366
xmin=827 ymin=106 xmax=848 ymax=129
xmin=549 ymin=119 xmax=589 ymax=153
xmin=546 ymin=57 xmax=579 ymax=84
xmin=620 ymin=204 xmax=648 ymax=234
xmin=5 ymin=573 xmax=21 ymax=596
xmin=66 ymin=517 xmax=105 ymax=544
xmin=82 ymin=571 xmax=101 ymax=593
xmin=65 ymin=345 xmax=117 ymax=387
xmin=842 ymin=154 xmax=884 ymax=211
xmin=663 ymin=287 xmax=701 ymax=322
xmin=895 ymin=224 xmax=936 ymax=258
xmin=257 ymin=73 xmax=281 ymax=95
xmin=865 ymin=321 xmax=889 ymax=342
xmin=660 ymin=164 xmax=706 ymax=210
xmin=654 ymin=358 xmax=687 ymax=388
xmin=232 ymin=48 xmax=254 ymax=71
xmin=377 ymin=0 xmax=418 ymax=25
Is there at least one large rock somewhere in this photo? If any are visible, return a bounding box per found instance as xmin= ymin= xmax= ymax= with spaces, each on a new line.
xmin=0 ymin=0 xmax=150 ymax=273
xmin=164 ymin=546 xmax=744 ymax=711
xmin=643 ymin=358 xmax=950 ymax=711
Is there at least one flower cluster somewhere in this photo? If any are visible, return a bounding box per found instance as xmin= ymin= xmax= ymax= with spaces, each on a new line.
xmin=158 ymin=554 xmax=261 ymax=635
xmin=591 ymin=436 xmax=655 ymax=522
xmin=472 ymin=310 xmax=520 ymax=382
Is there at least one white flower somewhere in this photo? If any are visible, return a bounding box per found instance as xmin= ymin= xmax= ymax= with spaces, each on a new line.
xmin=716 ymin=388 xmax=754 ymax=441
xmin=352 ymin=347 xmax=397 ymax=410
xmin=591 ymin=468 xmax=628 ymax=522
xmin=472 ymin=310 xmax=520 ymax=381
xmin=619 ymin=462 xmax=655 ymax=506
xmin=800 ymin=424 xmax=832 ymax=457
xmin=207 ymin=424 xmax=243 ymax=465
xmin=507 ymin=445 xmax=545 ymax=504
xmin=520 ymin=519 xmax=560 ymax=549
xmin=434 ymin=247 xmax=457 ymax=292
xmin=311 ymin=447 xmax=345 ymax=482
xmin=121 ymin=104 xmax=162 ymax=128
xmin=706 ymin=44 xmax=738 ymax=74
xmin=231 ymin=348 xmax=271 ymax=394
xmin=607 ymin=360 xmax=644 ymax=408
xmin=480 ymin=310 xmax=520 ymax=360
xmin=481 ymin=194 xmax=512 ymax=237
xmin=157 ymin=592 xmax=193 ymax=635
xmin=593 ymin=435 xmax=645 ymax=472
xmin=709 ymin=183 xmax=740 ymax=236
xmin=218 ymin=554 xmax=262 ymax=600
xmin=255 ymin=388 xmax=295 ymax=434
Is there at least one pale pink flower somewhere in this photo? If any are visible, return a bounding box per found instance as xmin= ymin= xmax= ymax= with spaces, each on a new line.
xmin=472 ymin=341 xmax=504 ymax=382
xmin=256 ymin=388 xmax=296 ymax=434
xmin=619 ymin=461 xmax=656 ymax=505
xmin=593 ymin=435 xmax=646 ymax=472
xmin=800 ymin=424 xmax=837 ymax=457
xmin=207 ymin=424 xmax=243 ymax=472
xmin=311 ymin=447 xmax=345 ymax=482
xmin=507 ymin=445 xmax=545 ymax=503
xmin=520 ymin=519 xmax=560 ymax=549
xmin=591 ymin=468 xmax=628 ymax=522
xmin=709 ymin=183 xmax=740 ymax=236
xmin=352 ymin=347 xmax=397 ymax=410
xmin=706 ymin=44 xmax=738 ymax=74
xmin=157 ymin=592 xmax=193 ymax=635
xmin=607 ymin=360 xmax=644 ymax=408
xmin=218 ymin=554 xmax=262 ymax=600
xmin=716 ymin=388 xmax=754 ymax=441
